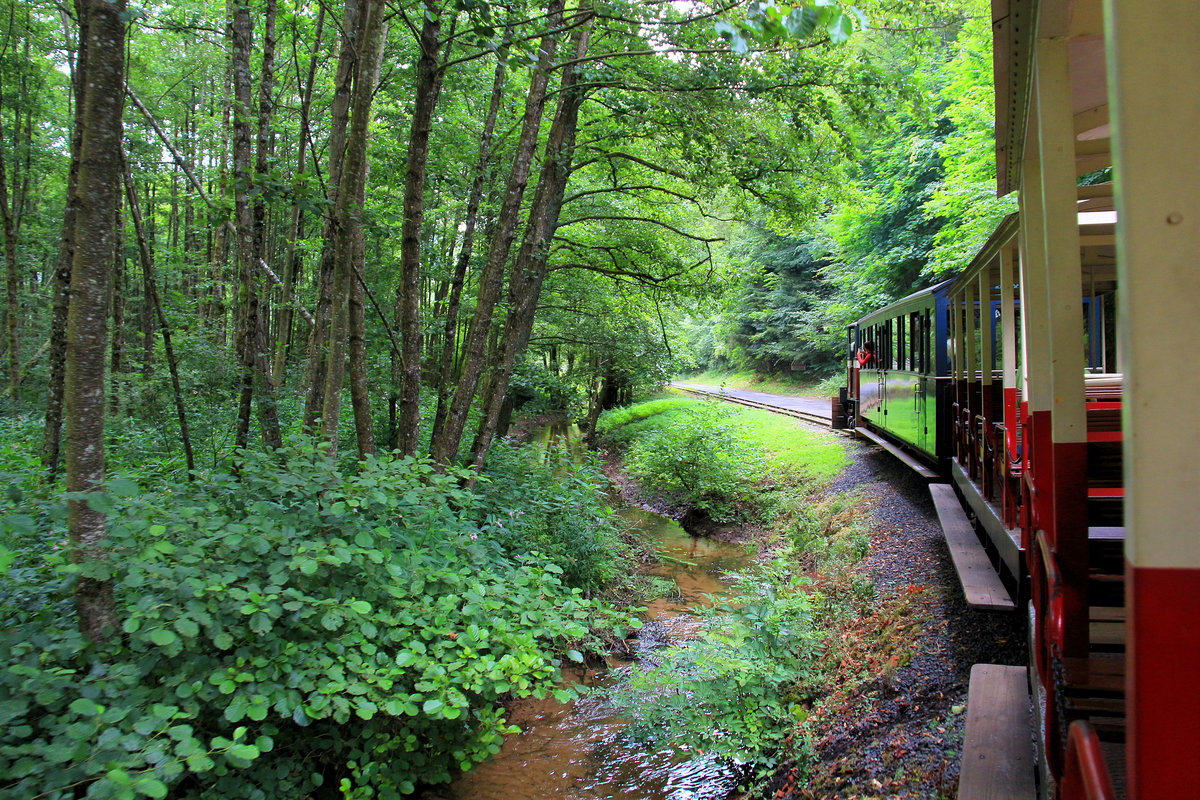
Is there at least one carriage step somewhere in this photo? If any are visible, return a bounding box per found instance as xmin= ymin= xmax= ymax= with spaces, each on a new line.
xmin=854 ymin=425 xmax=940 ymax=479
xmin=930 ymin=483 xmax=1017 ymax=611
xmin=959 ymin=664 xmax=1037 ymax=800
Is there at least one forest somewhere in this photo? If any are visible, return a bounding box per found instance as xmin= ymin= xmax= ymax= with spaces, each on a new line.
xmin=0 ymin=0 xmax=1011 ymax=797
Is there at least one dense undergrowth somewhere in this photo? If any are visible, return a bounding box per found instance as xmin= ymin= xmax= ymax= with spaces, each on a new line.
xmin=597 ymin=395 xmax=900 ymax=787
xmin=0 ymin=430 xmax=637 ymax=799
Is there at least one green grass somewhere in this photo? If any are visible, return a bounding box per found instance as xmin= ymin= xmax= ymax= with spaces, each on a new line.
xmin=600 ymin=396 xmax=849 ymax=490
xmin=732 ymin=407 xmax=849 ymax=489
xmin=594 ymin=396 xmax=695 ymax=433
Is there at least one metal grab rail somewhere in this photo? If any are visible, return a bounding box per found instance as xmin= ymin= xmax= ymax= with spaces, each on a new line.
xmin=977 ymin=414 xmax=995 ymax=500
xmin=1061 ymin=721 xmax=1117 ymax=800
xmin=1034 ymin=530 xmax=1065 ymax=683
xmin=1034 ymin=529 xmax=1067 ymax=776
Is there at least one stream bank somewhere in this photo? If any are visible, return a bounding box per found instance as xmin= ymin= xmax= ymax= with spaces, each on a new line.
xmin=424 ymin=423 xmax=752 ymax=800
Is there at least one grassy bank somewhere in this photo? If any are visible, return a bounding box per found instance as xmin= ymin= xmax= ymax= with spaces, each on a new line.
xmin=597 ymin=396 xmax=921 ymax=791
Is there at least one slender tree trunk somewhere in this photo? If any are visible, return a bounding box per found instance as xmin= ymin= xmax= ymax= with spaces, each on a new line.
xmin=0 ymin=115 xmax=18 ymax=401
xmin=231 ymin=0 xmax=282 ymax=454
xmin=429 ymin=0 xmax=565 ymax=465
xmin=393 ymin=11 xmax=446 ymax=456
xmin=140 ymin=181 xmax=154 ymax=374
xmin=109 ymin=189 xmax=124 ymax=414
xmin=273 ymin=5 xmax=323 ymax=383
xmin=67 ymin=0 xmax=125 ymax=643
xmin=301 ymin=0 xmax=361 ymax=431
xmin=583 ymin=371 xmax=606 ymax=447
xmin=42 ymin=0 xmax=88 ymax=478
xmin=348 ymin=225 xmax=373 ymax=458
xmin=253 ymin=0 xmax=277 ymax=383
xmin=319 ymin=0 xmax=384 ymax=454
xmin=123 ymin=156 xmax=196 ymax=475
xmin=429 ymin=46 xmax=509 ymax=449
xmin=470 ymin=13 xmax=593 ymax=468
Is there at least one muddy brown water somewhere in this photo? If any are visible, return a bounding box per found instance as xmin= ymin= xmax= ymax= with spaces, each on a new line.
xmin=426 ymin=424 xmax=751 ymax=800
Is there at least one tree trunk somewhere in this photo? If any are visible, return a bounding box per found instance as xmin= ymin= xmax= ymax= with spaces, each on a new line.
xmin=470 ymin=13 xmax=593 ymax=468
xmin=231 ymin=0 xmax=282 ymax=455
xmin=123 ymin=156 xmax=196 ymax=475
xmin=109 ymin=189 xmax=124 ymax=414
xmin=273 ymin=5 xmax=324 ymax=384
xmin=253 ymin=0 xmax=277 ymax=385
xmin=429 ymin=46 xmax=509 ymax=450
xmin=0 ymin=114 xmax=18 ymax=401
xmin=348 ymin=225 xmax=374 ymax=458
xmin=393 ymin=11 xmax=446 ymax=457
xmin=42 ymin=0 xmax=88 ymax=479
xmin=66 ymin=0 xmax=125 ymax=643
xmin=429 ymin=0 xmax=565 ymax=465
xmin=140 ymin=181 xmax=154 ymax=375
xmin=301 ymin=0 xmax=362 ymax=431
xmin=319 ymin=0 xmax=385 ymax=454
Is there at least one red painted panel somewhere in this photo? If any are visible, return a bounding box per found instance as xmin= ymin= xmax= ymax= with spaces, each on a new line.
xmin=1051 ymin=440 xmax=1088 ymax=658
xmin=1004 ymin=388 xmax=1019 ymax=455
xmin=1029 ymin=409 xmax=1056 ymax=537
xmin=1127 ymin=564 xmax=1200 ymax=800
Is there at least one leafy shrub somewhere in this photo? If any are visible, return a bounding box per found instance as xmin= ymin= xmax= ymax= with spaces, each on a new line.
xmin=0 ymin=441 xmax=632 ymax=799
xmin=606 ymin=572 xmax=821 ymax=768
xmin=508 ymin=362 xmax=585 ymax=417
xmin=476 ymin=439 xmax=628 ymax=592
xmin=622 ymin=403 xmax=765 ymax=521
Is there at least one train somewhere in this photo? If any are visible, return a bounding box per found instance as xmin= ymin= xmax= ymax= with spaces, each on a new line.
xmin=834 ymin=1 xmax=1199 ymax=798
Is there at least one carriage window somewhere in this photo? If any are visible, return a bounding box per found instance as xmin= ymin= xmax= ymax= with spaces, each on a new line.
xmin=895 ymin=316 xmax=905 ymax=370
xmin=925 ymin=309 xmax=933 ymax=374
xmin=885 ymin=319 xmax=894 ymax=369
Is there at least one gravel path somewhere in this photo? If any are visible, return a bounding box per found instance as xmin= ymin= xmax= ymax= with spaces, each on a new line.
xmin=766 ymin=439 xmax=1026 ymax=800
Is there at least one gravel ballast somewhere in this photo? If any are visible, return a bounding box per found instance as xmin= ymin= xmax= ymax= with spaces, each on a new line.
xmin=763 ymin=438 xmax=1027 ymax=800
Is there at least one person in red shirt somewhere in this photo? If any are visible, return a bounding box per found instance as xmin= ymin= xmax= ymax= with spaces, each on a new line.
xmin=857 ymin=341 xmax=876 ymax=368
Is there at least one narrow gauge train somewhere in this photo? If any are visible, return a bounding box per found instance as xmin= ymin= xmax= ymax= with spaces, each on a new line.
xmin=835 ymin=1 xmax=1199 ymax=798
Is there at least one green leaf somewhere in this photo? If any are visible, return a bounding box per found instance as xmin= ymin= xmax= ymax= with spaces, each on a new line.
xmin=349 ymin=600 xmax=371 ymax=614
xmin=784 ymin=7 xmax=818 ymax=39
xmin=149 ymin=629 xmax=179 ymax=647
xmin=134 ymin=777 xmax=168 ymax=799
xmin=226 ymin=743 xmax=260 ymax=761
xmin=174 ymin=618 xmax=199 ymax=638
xmin=422 ymin=698 xmax=444 ymax=716
xmin=70 ymin=698 xmax=103 ymax=716
xmin=85 ymin=492 xmax=115 ymax=514
xmin=566 ymin=649 xmax=584 ymax=663
xmin=186 ymin=753 xmax=215 ymax=773
xmin=826 ymin=12 xmax=853 ymax=44
xmin=109 ymin=477 xmax=139 ymax=497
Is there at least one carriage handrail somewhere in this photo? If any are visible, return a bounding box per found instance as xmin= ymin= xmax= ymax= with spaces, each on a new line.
xmin=1061 ymin=721 xmax=1117 ymax=800
xmin=1034 ymin=529 xmax=1065 ymax=683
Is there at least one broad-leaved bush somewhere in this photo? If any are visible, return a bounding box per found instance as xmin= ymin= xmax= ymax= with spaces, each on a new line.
xmin=0 ymin=440 xmax=631 ymax=799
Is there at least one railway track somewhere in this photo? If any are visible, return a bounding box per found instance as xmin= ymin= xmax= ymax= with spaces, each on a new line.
xmin=671 ymin=382 xmax=834 ymax=428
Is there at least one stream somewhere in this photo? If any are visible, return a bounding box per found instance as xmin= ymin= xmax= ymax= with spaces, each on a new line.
xmin=428 ymin=423 xmax=752 ymax=800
